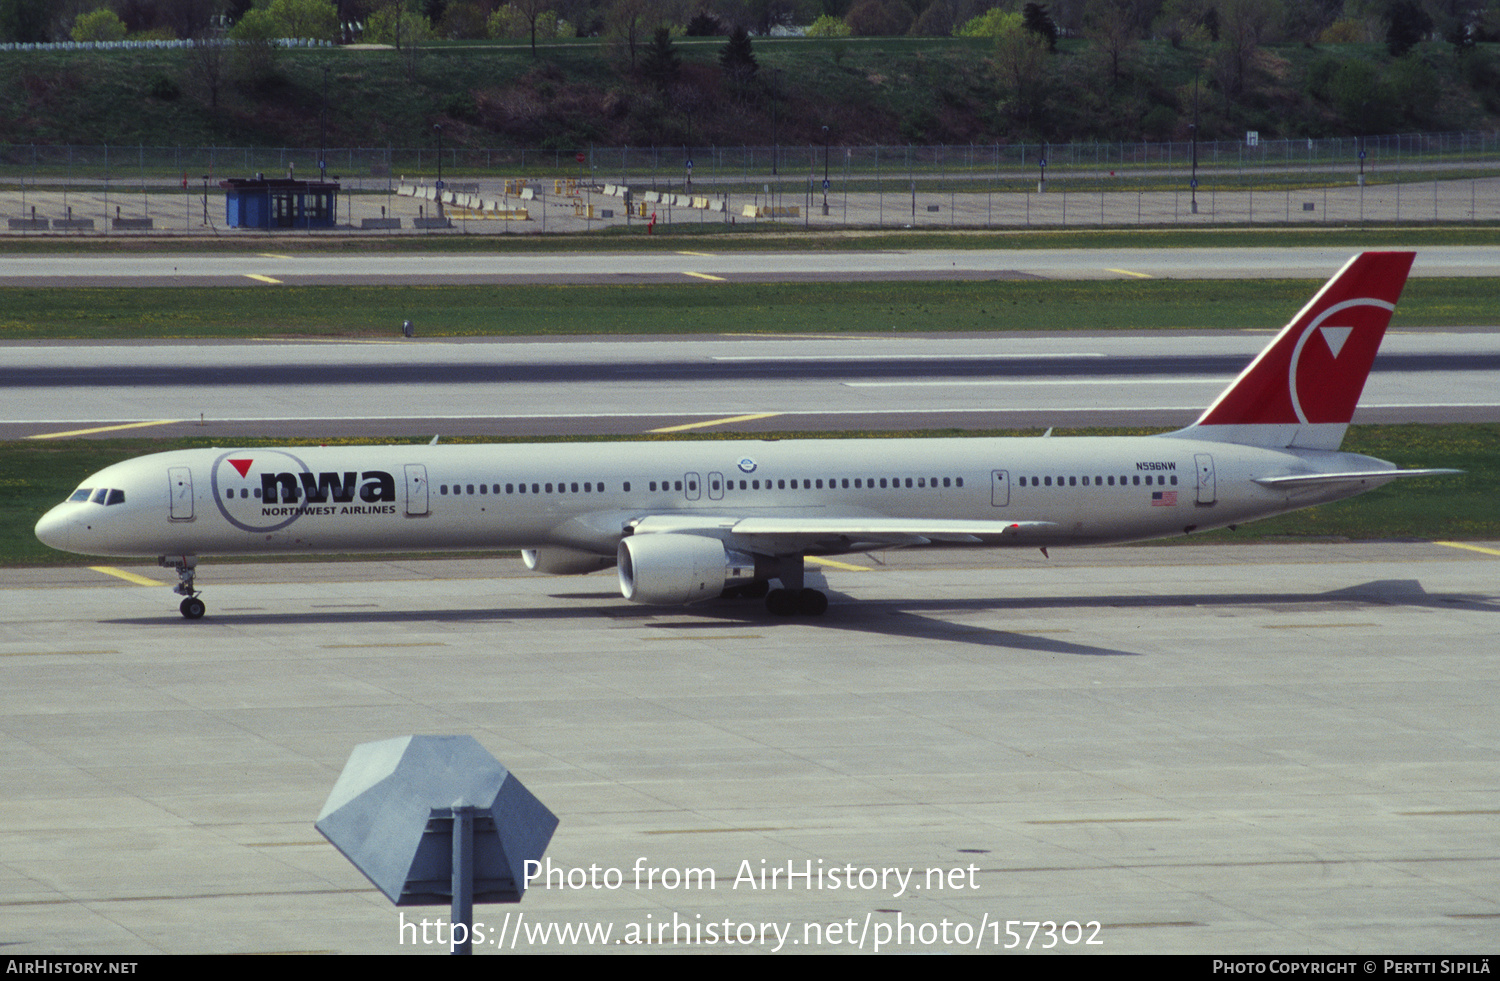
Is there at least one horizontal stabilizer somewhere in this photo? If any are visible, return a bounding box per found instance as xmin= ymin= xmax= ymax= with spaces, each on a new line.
xmin=1254 ymin=468 xmax=1463 ymax=489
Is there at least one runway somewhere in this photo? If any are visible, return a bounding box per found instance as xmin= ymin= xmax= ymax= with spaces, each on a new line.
xmin=2 ymin=543 xmax=1496 ymax=954
xmin=5 ymin=329 xmax=1499 ymax=439
xmin=4 ymin=245 xmax=1500 ymax=286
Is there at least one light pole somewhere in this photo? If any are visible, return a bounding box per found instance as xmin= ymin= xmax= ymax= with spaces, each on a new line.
xmin=1189 ymin=72 xmax=1200 ymax=214
xmin=433 ymin=124 xmax=444 ymax=219
xmin=821 ymin=125 xmax=829 ymax=216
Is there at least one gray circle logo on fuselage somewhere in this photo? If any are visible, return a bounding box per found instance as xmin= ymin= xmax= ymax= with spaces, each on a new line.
xmin=211 ymin=449 xmax=313 ymax=533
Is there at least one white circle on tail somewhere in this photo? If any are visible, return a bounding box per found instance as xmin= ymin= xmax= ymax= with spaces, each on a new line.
xmin=1287 ymin=297 xmax=1394 ymax=425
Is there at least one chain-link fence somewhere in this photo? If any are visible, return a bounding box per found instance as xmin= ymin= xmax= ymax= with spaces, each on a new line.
xmin=4 ymin=131 xmax=1498 ymax=234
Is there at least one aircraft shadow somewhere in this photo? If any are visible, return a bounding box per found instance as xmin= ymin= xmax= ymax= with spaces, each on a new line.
xmin=99 ymin=579 xmax=1490 ymax=659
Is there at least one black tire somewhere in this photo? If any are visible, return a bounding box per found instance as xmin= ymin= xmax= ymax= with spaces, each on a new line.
xmin=765 ymin=588 xmax=795 ymax=616
xmin=180 ymin=596 xmax=206 ymax=619
xmin=795 ymin=589 xmax=828 ymax=616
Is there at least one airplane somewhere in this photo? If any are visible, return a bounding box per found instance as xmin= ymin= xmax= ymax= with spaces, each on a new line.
xmin=34 ymin=251 xmax=1460 ymax=620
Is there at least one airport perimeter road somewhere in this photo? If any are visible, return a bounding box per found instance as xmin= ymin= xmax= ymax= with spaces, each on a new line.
xmin=3 ymin=330 xmax=1498 ymax=439
xmin=1 ymin=542 xmax=1495 ymax=954
xmin=2 ymin=245 xmax=1500 ymax=286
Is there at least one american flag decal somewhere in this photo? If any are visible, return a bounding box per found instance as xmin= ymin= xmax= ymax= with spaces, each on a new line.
xmin=1152 ymin=491 xmax=1178 ymax=507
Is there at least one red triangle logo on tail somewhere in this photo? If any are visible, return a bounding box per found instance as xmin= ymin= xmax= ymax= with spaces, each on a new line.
xmin=228 ymin=459 xmax=253 ymax=478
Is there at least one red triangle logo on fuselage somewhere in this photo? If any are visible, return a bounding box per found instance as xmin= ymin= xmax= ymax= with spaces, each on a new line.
xmin=228 ymin=459 xmax=253 ymax=478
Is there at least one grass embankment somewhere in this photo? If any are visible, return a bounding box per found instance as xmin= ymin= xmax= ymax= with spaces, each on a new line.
xmin=3 ymin=276 xmax=1500 ymax=339
xmin=5 ymin=425 xmax=1494 ymax=566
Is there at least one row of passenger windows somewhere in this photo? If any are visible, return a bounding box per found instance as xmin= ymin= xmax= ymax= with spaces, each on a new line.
xmin=441 ymin=481 xmax=610 ymax=496
xmin=1019 ymin=474 xmax=1179 ymax=487
xmin=68 ymin=487 xmax=126 ymax=505
xmin=438 ymin=476 xmax=967 ymax=497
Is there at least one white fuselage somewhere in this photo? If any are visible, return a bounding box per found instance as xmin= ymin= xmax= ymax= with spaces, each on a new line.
xmin=34 ymin=435 xmax=1397 ymax=561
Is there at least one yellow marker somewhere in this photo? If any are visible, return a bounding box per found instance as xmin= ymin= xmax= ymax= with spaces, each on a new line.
xmin=27 ymin=420 xmax=180 ymax=440
xmin=257 ymin=253 xmax=293 ymax=259
xmin=244 ymin=274 xmax=282 ymax=284
xmin=1105 ymin=268 xmax=1152 ymax=279
xmin=1435 ymin=541 xmax=1500 ymax=557
xmin=806 ymin=556 xmax=870 ymax=572
xmin=676 ymin=250 xmax=715 ymax=257
xmin=650 ymin=412 xmax=779 ymax=433
xmin=683 ymin=271 xmax=726 ymax=282
xmin=89 ymin=566 xmax=162 ymax=586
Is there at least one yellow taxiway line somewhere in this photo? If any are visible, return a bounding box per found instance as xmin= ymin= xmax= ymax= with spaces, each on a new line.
xmin=806 ymin=556 xmax=872 ymax=572
xmin=649 ymin=413 xmax=779 ymax=433
xmin=244 ymin=274 xmax=283 ymax=284
xmin=89 ymin=566 xmax=162 ymax=586
xmin=683 ymin=271 xmax=726 ymax=282
xmin=1435 ymin=541 xmax=1500 ymax=557
xmin=1106 ymin=268 xmax=1153 ymax=279
xmin=26 ymin=420 xmax=181 ymax=440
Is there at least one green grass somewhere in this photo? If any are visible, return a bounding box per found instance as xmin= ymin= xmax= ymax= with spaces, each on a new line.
xmin=3 ymin=276 xmax=1498 ymax=339
xmin=5 ymin=424 xmax=1493 ymax=566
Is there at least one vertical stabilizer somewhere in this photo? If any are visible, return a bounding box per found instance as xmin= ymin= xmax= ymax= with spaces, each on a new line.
xmin=1165 ymin=251 xmax=1415 ymax=451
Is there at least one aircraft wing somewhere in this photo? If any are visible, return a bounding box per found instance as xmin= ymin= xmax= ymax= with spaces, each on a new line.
xmin=1254 ymin=468 xmax=1463 ymax=489
xmin=629 ymin=514 xmax=1058 ymax=552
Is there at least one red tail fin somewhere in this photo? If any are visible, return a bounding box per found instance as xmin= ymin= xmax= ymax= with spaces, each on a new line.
xmin=1174 ymin=251 xmax=1415 ymax=451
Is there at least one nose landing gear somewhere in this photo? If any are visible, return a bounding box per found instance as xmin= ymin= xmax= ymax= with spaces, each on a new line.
xmin=161 ymin=555 xmax=205 ymax=619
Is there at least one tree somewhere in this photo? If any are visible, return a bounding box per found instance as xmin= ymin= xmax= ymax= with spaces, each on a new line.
xmin=189 ymin=30 xmax=230 ymax=113
xmin=641 ymin=26 xmax=680 ymax=89
xmin=267 ymin=0 xmax=339 ymax=40
xmin=71 ymin=8 xmax=128 ymax=42
xmin=228 ymin=6 xmax=281 ymax=84
xmin=719 ymin=24 xmax=757 ymax=81
xmin=605 ymin=0 xmax=657 ymax=68
xmin=805 ymin=12 xmax=851 ymax=34
xmin=1022 ymin=2 xmax=1058 ymax=50
xmin=1384 ymin=0 xmax=1433 ymax=55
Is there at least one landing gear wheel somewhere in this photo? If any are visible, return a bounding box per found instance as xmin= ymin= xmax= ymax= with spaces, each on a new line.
xmin=179 ymin=596 xmax=206 ymax=620
xmin=765 ymin=588 xmax=796 ymax=616
xmin=794 ymin=588 xmax=828 ymax=616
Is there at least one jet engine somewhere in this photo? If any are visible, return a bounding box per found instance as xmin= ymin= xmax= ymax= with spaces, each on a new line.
xmin=616 ymin=534 xmax=756 ymax=605
xmin=522 ymin=547 xmax=616 ymax=576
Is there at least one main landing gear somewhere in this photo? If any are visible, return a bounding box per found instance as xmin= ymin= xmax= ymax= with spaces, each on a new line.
xmin=161 ymin=555 xmax=205 ymax=619
xmin=759 ymin=554 xmax=828 ymax=617
xmin=765 ymin=588 xmax=828 ymax=617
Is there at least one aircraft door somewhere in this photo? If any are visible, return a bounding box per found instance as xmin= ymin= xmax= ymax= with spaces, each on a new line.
xmin=168 ymin=467 xmax=194 ymax=520
xmin=404 ymin=464 xmax=430 ymax=516
xmin=1194 ymin=454 xmax=1217 ymax=506
xmin=708 ymin=472 xmax=724 ymax=501
xmin=684 ymin=473 xmax=701 ymax=501
xmin=990 ymin=469 xmax=1010 ymax=506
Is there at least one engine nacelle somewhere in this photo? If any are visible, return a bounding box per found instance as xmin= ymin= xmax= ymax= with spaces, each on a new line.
xmin=522 ymin=546 xmax=616 ymax=576
xmin=617 ymin=534 xmax=754 ymax=605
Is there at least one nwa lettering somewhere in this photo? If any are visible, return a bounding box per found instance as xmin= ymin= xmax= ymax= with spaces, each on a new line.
xmin=260 ymin=470 xmax=397 ymax=505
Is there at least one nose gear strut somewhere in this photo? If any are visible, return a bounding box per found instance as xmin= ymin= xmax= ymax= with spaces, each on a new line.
xmin=160 ymin=555 xmax=205 ymax=619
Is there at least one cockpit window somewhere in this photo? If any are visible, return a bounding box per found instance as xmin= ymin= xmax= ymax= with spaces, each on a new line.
xmin=90 ymin=488 xmax=109 ymax=504
xmin=68 ymin=489 xmax=92 ymax=502
xmin=106 ymin=489 xmax=125 ymax=505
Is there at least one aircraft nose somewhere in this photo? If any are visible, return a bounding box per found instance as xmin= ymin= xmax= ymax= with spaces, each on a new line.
xmin=34 ymin=505 xmax=74 ymax=553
